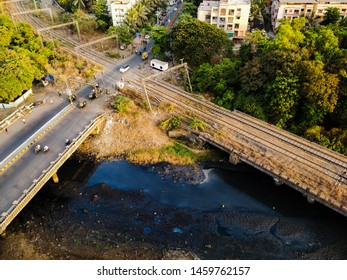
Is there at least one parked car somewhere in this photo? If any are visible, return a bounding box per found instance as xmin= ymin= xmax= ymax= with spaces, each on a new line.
xmin=119 ymin=65 xmax=130 ymax=73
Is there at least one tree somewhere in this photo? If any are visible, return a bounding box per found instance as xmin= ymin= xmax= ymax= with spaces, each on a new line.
xmin=240 ymin=58 xmax=267 ymax=94
xmin=150 ymin=26 xmax=170 ymax=58
xmin=170 ymin=16 xmax=233 ymax=68
xmin=265 ymin=75 xmax=300 ymax=128
xmin=72 ymin=0 xmax=86 ymax=10
xmin=182 ymin=1 xmax=197 ymax=17
xmin=73 ymin=9 xmax=97 ymax=32
xmin=275 ymin=17 xmax=305 ymax=50
xmin=91 ymin=0 xmax=111 ymax=30
xmin=0 ymin=48 xmax=40 ymax=102
xmin=108 ymin=24 xmax=133 ymax=45
xmin=298 ymin=60 xmax=339 ymax=129
xmin=322 ymin=7 xmax=341 ymax=25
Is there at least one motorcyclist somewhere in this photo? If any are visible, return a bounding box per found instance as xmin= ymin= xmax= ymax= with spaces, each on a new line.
xmin=44 ymin=146 xmax=49 ymax=152
xmin=35 ymin=144 xmax=41 ymax=153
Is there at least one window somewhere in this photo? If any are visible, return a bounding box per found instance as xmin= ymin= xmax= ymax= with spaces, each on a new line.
xmin=220 ymin=17 xmax=226 ymax=23
xmin=235 ymin=23 xmax=239 ymax=29
xmin=228 ymin=9 xmax=234 ymax=16
xmin=284 ymin=9 xmax=287 ymax=13
xmin=237 ymin=8 xmax=241 ymax=12
xmin=318 ymin=9 xmax=323 ymax=13
xmin=236 ymin=16 xmax=240 ymax=20
xmin=234 ymin=31 xmax=239 ymax=36
xmin=307 ymin=9 xmax=312 ymax=13
xmin=205 ymin=15 xmax=211 ymax=21
xmin=220 ymin=8 xmax=226 ymax=16
xmin=294 ymin=9 xmax=299 ymax=14
xmin=342 ymin=9 xmax=346 ymax=12
xmin=212 ymin=8 xmax=218 ymax=13
xmin=227 ymin=24 xmax=233 ymax=30
xmin=228 ymin=17 xmax=233 ymax=22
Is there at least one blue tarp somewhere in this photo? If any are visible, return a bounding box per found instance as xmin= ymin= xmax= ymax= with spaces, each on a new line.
xmin=44 ymin=74 xmax=55 ymax=82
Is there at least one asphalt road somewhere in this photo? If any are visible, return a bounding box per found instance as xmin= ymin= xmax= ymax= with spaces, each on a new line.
xmin=0 ymin=34 xmax=161 ymax=223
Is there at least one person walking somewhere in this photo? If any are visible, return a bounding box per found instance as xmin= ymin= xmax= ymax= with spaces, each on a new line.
xmin=22 ymin=118 xmax=26 ymax=124
xmin=5 ymin=128 xmax=8 ymax=133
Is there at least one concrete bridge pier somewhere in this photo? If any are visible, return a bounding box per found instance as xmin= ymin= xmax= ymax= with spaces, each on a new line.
xmin=91 ymin=122 xmax=102 ymax=135
xmin=229 ymin=152 xmax=240 ymax=165
xmin=306 ymin=195 xmax=315 ymax=204
xmin=52 ymin=172 xmax=59 ymax=183
xmin=273 ymin=177 xmax=283 ymax=186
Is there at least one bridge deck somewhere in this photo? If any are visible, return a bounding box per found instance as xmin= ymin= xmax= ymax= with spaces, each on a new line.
xmin=130 ymin=79 xmax=347 ymax=216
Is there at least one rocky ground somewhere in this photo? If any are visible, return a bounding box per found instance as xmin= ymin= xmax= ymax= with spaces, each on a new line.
xmin=1 ymin=175 xmax=347 ymax=260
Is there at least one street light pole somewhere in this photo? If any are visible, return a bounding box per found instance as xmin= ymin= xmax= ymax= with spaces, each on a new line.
xmin=156 ymin=10 xmax=159 ymax=25
xmin=101 ymin=71 xmax=106 ymax=89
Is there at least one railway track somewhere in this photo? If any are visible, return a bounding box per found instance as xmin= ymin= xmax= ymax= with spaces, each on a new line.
xmin=146 ymin=79 xmax=347 ymax=173
xmin=131 ymin=79 xmax=347 ymax=200
xmin=12 ymin=2 xmax=116 ymax=68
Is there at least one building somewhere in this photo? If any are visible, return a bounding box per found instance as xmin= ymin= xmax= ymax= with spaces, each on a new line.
xmin=271 ymin=0 xmax=347 ymax=31
xmin=197 ymin=0 xmax=251 ymax=40
xmin=109 ymin=0 xmax=137 ymax=26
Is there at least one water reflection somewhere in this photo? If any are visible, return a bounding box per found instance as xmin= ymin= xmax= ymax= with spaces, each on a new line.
xmin=87 ymin=160 xmax=273 ymax=213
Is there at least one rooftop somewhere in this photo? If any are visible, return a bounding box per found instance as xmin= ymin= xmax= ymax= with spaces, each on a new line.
xmin=279 ymin=0 xmax=347 ymax=3
xmin=198 ymin=0 xmax=251 ymax=7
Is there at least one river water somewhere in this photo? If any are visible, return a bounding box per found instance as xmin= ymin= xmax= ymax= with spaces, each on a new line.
xmin=87 ymin=161 xmax=270 ymax=213
xmin=81 ymin=160 xmax=347 ymax=259
xmin=86 ymin=160 xmax=339 ymax=218
xmin=2 ymin=158 xmax=346 ymax=260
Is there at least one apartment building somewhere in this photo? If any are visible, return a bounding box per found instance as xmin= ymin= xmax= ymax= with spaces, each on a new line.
xmin=109 ymin=0 xmax=137 ymax=26
xmin=197 ymin=0 xmax=251 ymax=39
xmin=271 ymin=0 xmax=347 ymax=31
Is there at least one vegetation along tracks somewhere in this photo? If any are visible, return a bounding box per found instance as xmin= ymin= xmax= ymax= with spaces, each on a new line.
xmin=150 ymin=79 xmax=347 ymax=172
xmin=13 ymin=2 xmax=115 ymax=68
xmin=132 ymin=79 xmax=347 ymax=192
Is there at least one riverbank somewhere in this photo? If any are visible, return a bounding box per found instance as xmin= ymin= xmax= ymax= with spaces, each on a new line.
xmin=1 ymin=102 xmax=347 ymax=260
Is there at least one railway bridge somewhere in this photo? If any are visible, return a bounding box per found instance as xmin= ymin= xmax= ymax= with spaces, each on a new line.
xmin=0 ymin=111 xmax=105 ymax=236
xmin=130 ymin=76 xmax=347 ymax=217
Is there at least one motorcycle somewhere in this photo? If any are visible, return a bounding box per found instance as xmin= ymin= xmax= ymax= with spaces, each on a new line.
xmin=34 ymin=145 xmax=41 ymax=154
xmin=43 ymin=146 xmax=49 ymax=152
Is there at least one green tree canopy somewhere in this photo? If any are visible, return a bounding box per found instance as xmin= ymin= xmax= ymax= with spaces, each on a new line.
xmin=170 ymin=16 xmax=233 ymax=68
xmin=322 ymin=7 xmax=341 ymax=25
xmin=0 ymin=15 xmax=55 ymax=103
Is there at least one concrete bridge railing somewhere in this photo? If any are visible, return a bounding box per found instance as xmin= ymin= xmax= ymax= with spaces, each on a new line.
xmin=0 ymin=114 xmax=105 ymax=235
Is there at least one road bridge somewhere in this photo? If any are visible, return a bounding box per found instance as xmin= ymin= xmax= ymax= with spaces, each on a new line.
xmin=129 ymin=78 xmax=347 ymax=217
xmin=0 ymin=106 xmax=105 ymax=235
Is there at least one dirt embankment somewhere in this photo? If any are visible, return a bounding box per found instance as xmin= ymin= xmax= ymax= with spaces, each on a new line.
xmin=79 ymin=107 xmax=173 ymax=160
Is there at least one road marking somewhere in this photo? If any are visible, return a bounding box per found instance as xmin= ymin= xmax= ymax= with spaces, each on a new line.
xmin=0 ymin=198 xmax=7 ymax=209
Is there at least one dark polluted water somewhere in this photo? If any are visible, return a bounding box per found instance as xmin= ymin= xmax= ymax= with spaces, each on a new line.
xmin=87 ymin=161 xmax=271 ymax=213
xmin=83 ymin=160 xmax=347 ymax=259
xmin=4 ymin=158 xmax=347 ymax=260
